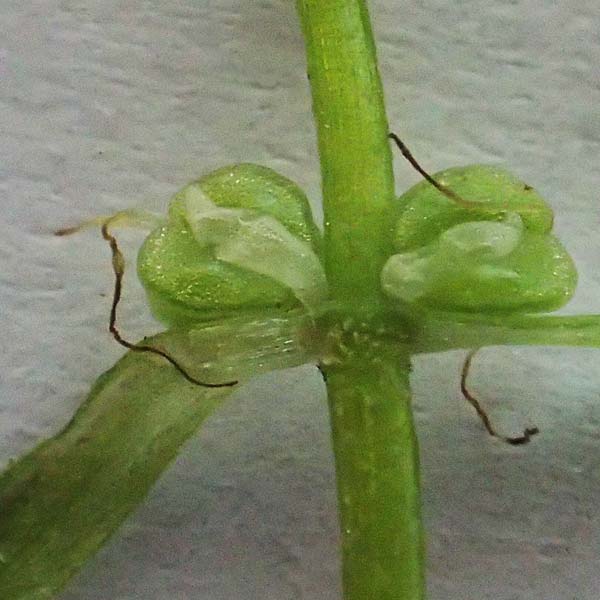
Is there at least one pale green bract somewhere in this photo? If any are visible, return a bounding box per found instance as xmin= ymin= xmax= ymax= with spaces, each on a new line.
xmin=382 ymin=165 xmax=578 ymax=313
xmin=183 ymin=186 xmax=328 ymax=313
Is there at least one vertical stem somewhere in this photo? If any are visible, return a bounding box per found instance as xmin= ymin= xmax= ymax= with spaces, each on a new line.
xmin=296 ymin=2 xmax=600 ymax=590
xmin=296 ymin=0 xmax=396 ymax=307
xmin=297 ymin=1 xmax=426 ymax=597
xmin=326 ymin=343 xmax=425 ymax=600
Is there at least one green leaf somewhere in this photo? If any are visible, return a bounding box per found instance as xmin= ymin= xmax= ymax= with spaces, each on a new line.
xmin=0 ymin=312 xmax=319 ymax=600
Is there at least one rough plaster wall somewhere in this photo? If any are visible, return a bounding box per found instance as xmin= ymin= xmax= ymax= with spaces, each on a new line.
xmin=1 ymin=0 xmax=599 ymax=598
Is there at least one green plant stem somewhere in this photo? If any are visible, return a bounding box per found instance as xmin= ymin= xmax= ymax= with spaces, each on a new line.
xmin=325 ymin=342 xmax=425 ymax=600
xmin=297 ymin=1 xmax=425 ymax=598
xmin=296 ymin=0 xmax=396 ymax=307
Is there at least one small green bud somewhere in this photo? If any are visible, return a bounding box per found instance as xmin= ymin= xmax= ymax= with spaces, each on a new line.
xmin=138 ymin=164 xmax=326 ymax=325
xmin=383 ymin=167 xmax=577 ymax=314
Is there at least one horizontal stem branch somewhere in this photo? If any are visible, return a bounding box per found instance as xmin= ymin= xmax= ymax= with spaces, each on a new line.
xmin=413 ymin=312 xmax=600 ymax=353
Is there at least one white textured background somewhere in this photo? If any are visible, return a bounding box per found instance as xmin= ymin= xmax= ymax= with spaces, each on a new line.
xmin=2 ymin=1 xmax=599 ymax=598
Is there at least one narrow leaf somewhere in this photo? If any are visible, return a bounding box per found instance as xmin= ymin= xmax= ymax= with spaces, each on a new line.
xmin=0 ymin=312 xmax=319 ymax=599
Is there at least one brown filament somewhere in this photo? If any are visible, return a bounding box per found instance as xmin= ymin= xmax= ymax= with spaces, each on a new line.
xmin=460 ymin=349 xmax=539 ymax=445
xmin=388 ymin=132 xmax=487 ymax=210
xmin=100 ymin=222 xmax=238 ymax=389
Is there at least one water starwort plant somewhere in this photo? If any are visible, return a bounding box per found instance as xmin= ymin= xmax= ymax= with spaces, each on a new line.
xmin=1 ymin=1 xmax=598 ymax=599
